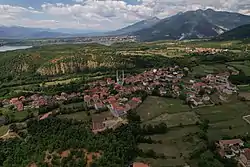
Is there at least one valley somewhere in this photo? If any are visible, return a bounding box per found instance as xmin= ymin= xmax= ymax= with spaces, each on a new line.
xmin=0 ymin=38 xmax=250 ymax=167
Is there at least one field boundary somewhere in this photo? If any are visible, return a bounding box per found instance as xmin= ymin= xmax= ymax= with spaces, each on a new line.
xmin=243 ymin=115 xmax=250 ymax=125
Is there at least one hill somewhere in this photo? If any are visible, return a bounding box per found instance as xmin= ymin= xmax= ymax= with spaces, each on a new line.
xmin=0 ymin=43 xmax=172 ymax=79
xmin=217 ymin=24 xmax=250 ymax=40
xmin=132 ymin=9 xmax=250 ymax=41
xmin=0 ymin=26 xmax=72 ymax=39
xmin=107 ymin=17 xmax=160 ymax=36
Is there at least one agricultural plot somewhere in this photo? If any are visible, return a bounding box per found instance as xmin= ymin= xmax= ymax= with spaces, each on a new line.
xmin=57 ymin=110 xmax=113 ymax=122
xmin=136 ymin=96 xmax=190 ymax=122
xmin=0 ymin=125 xmax=8 ymax=136
xmin=227 ymin=61 xmax=250 ymax=76
xmin=40 ymin=77 xmax=81 ymax=87
xmin=195 ymin=101 xmax=250 ymax=141
xmin=138 ymin=126 xmax=203 ymax=167
xmin=239 ymin=92 xmax=250 ymax=101
xmin=243 ymin=115 xmax=250 ymax=124
xmin=57 ymin=111 xmax=90 ymax=121
xmin=238 ymin=85 xmax=250 ymax=92
xmin=191 ymin=64 xmax=228 ymax=77
xmin=145 ymin=112 xmax=199 ymax=128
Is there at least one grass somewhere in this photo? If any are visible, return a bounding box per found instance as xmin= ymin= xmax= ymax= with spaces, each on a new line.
xmin=0 ymin=125 xmax=8 ymax=136
xmin=57 ymin=110 xmax=113 ymax=122
xmin=57 ymin=111 xmax=90 ymax=121
xmin=136 ymin=96 xmax=190 ymax=122
xmin=195 ymin=101 xmax=250 ymax=141
xmin=61 ymin=102 xmax=86 ymax=108
xmin=13 ymin=111 xmax=29 ymax=122
xmin=191 ymin=64 xmax=228 ymax=77
xmin=238 ymin=85 xmax=250 ymax=92
xmin=145 ymin=112 xmax=200 ymax=128
xmin=40 ymin=77 xmax=81 ymax=87
xmin=227 ymin=61 xmax=250 ymax=76
xmin=138 ymin=126 xmax=203 ymax=167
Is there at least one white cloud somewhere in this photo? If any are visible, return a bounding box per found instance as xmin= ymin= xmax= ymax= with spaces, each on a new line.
xmin=0 ymin=0 xmax=250 ymax=30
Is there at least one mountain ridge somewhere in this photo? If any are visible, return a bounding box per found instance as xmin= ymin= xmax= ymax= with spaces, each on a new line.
xmin=106 ymin=17 xmax=160 ymax=36
xmin=217 ymin=24 xmax=250 ymax=40
xmin=132 ymin=9 xmax=250 ymax=41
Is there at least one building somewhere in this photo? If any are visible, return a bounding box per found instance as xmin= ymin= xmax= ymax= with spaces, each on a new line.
xmin=218 ymin=139 xmax=244 ymax=158
xmin=239 ymin=148 xmax=250 ymax=167
xmin=129 ymin=162 xmax=150 ymax=167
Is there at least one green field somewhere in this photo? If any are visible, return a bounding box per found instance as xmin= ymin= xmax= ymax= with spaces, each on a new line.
xmin=136 ymin=96 xmax=190 ymax=122
xmin=40 ymin=77 xmax=81 ymax=86
xmin=145 ymin=112 xmax=200 ymax=127
xmin=12 ymin=111 xmax=29 ymax=122
xmin=138 ymin=126 xmax=203 ymax=167
xmin=0 ymin=125 xmax=8 ymax=136
xmin=57 ymin=111 xmax=90 ymax=121
xmin=191 ymin=64 xmax=228 ymax=77
xmin=238 ymin=85 xmax=250 ymax=92
xmin=227 ymin=61 xmax=250 ymax=76
xmin=194 ymin=101 xmax=250 ymax=141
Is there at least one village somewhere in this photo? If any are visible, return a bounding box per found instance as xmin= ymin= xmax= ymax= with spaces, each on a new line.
xmin=0 ymin=65 xmax=238 ymax=134
xmin=216 ymin=138 xmax=250 ymax=167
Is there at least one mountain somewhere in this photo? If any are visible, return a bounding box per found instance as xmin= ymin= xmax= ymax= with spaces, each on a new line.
xmin=217 ymin=24 xmax=250 ymax=40
xmin=132 ymin=9 xmax=250 ymax=41
xmin=0 ymin=26 xmax=72 ymax=39
xmin=107 ymin=17 xmax=160 ymax=36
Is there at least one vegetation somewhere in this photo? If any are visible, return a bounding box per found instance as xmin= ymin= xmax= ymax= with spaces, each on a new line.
xmin=1 ymin=40 xmax=250 ymax=167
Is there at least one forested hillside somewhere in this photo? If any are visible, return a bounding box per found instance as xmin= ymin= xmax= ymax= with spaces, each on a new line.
xmin=0 ymin=43 xmax=172 ymax=79
xmin=217 ymin=24 xmax=250 ymax=40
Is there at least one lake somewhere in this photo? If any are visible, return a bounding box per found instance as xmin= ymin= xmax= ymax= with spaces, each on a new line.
xmin=0 ymin=46 xmax=32 ymax=52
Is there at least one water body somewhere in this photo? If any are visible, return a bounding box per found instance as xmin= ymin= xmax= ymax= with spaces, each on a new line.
xmin=0 ymin=45 xmax=32 ymax=52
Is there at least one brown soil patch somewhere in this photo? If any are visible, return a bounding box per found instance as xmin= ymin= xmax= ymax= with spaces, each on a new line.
xmin=61 ymin=150 xmax=70 ymax=158
xmin=28 ymin=163 xmax=38 ymax=167
xmin=42 ymin=149 xmax=102 ymax=167
xmin=50 ymin=57 xmax=64 ymax=63
xmin=86 ymin=151 xmax=101 ymax=166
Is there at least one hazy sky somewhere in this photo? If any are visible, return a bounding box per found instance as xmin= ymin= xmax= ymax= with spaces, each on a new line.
xmin=0 ymin=0 xmax=249 ymax=31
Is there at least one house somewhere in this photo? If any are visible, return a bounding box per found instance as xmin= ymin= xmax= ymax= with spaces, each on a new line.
xmin=219 ymin=139 xmax=244 ymax=150
xmin=239 ymin=148 xmax=250 ymax=167
xmin=15 ymin=101 xmax=24 ymax=111
xmin=40 ymin=112 xmax=52 ymax=120
xmin=218 ymin=139 xmax=244 ymax=158
xmin=94 ymin=102 xmax=106 ymax=111
xmin=92 ymin=116 xmax=107 ymax=134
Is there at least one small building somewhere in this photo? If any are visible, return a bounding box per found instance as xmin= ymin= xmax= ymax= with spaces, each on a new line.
xmin=219 ymin=139 xmax=244 ymax=150
xmin=94 ymin=102 xmax=106 ymax=111
xmin=239 ymin=148 xmax=250 ymax=167
xmin=129 ymin=162 xmax=150 ymax=167
xmin=92 ymin=116 xmax=107 ymax=134
xmin=218 ymin=139 xmax=244 ymax=159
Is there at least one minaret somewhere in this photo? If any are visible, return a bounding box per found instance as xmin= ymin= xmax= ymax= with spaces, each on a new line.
xmin=116 ymin=70 xmax=124 ymax=85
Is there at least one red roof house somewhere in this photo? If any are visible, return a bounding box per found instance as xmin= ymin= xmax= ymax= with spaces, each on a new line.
xmin=239 ymin=148 xmax=250 ymax=167
xmin=132 ymin=162 xmax=150 ymax=167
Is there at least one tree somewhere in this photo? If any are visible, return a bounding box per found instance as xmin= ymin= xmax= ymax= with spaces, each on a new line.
xmin=179 ymin=92 xmax=187 ymax=101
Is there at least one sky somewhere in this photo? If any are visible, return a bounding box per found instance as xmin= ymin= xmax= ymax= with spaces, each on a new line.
xmin=0 ymin=0 xmax=250 ymax=31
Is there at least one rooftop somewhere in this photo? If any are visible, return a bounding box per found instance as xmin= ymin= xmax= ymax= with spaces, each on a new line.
xmin=219 ymin=139 xmax=244 ymax=145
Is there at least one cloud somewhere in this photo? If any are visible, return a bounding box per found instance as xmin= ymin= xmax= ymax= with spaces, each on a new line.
xmin=0 ymin=0 xmax=250 ymax=30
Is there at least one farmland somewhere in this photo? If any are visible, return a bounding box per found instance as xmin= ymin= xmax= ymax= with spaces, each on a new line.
xmin=190 ymin=64 xmax=228 ymax=77
xmin=57 ymin=111 xmax=90 ymax=121
xmin=145 ymin=112 xmax=199 ymax=127
xmin=136 ymin=96 xmax=190 ymax=122
xmin=227 ymin=61 xmax=250 ymax=76
xmin=194 ymin=101 xmax=250 ymax=141
xmin=138 ymin=126 xmax=204 ymax=167
xmin=0 ymin=125 xmax=8 ymax=136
